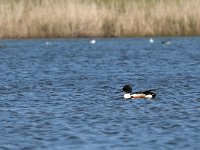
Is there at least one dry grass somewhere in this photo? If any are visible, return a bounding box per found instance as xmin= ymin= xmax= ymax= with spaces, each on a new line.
xmin=0 ymin=0 xmax=200 ymax=38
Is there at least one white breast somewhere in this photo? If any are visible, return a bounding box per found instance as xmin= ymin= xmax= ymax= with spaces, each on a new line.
xmin=124 ymin=94 xmax=131 ymax=99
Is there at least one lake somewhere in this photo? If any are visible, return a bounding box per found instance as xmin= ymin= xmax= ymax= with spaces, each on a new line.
xmin=0 ymin=38 xmax=200 ymax=150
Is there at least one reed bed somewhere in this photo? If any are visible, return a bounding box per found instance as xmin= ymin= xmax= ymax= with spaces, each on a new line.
xmin=0 ymin=0 xmax=200 ymax=38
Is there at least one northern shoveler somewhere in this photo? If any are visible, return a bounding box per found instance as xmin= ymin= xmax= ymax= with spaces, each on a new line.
xmin=117 ymin=84 xmax=157 ymax=99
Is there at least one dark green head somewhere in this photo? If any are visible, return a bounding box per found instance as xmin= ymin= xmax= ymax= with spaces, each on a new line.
xmin=122 ymin=84 xmax=132 ymax=93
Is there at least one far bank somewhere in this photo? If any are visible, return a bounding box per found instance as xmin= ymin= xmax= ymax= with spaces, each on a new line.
xmin=0 ymin=0 xmax=200 ymax=38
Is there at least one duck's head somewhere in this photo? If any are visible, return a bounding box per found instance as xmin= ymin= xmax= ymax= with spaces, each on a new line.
xmin=116 ymin=84 xmax=132 ymax=93
xmin=122 ymin=84 xmax=132 ymax=93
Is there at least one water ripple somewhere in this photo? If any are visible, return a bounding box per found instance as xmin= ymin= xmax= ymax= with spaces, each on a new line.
xmin=0 ymin=38 xmax=200 ymax=149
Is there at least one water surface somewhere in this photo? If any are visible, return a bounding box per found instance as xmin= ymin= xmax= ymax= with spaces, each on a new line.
xmin=0 ymin=38 xmax=200 ymax=150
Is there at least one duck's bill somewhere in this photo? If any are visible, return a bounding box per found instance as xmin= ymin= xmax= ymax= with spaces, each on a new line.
xmin=116 ymin=89 xmax=123 ymax=93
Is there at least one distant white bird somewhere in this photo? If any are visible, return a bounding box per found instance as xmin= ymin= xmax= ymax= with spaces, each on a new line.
xmin=149 ymin=38 xmax=154 ymax=43
xmin=45 ymin=41 xmax=51 ymax=45
xmin=90 ymin=39 xmax=96 ymax=44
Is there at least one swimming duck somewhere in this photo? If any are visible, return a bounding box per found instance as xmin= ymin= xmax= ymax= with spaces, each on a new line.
xmin=117 ymin=84 xmax=157 ymax=99
xmin=161 ymin=41 xmax=171 ymax=45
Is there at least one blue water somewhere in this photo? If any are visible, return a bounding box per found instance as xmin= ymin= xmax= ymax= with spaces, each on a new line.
xmin=0 ymin=38 xmax=200 ymax=150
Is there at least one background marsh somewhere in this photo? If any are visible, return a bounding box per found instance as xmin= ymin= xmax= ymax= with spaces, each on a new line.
xmin=0 ymin=0 xmax=200 ymax=38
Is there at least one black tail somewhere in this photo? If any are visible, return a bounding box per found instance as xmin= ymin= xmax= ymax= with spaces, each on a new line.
xmin=148 ymin=90 xmax=158 ymax=98
xmin=151 ymin=92 xmax=157 ymax=98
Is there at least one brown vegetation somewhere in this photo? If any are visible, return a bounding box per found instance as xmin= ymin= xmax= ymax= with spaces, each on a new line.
xmin=0 ymin=0 xmax=200 ymax=38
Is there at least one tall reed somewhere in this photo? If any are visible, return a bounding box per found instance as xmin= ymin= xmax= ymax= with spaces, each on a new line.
xmin=0 ymin=0 xmax=200 ymax=38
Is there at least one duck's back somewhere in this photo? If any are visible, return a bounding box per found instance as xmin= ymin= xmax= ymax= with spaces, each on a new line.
xmin=134 ymin=89 xmax=157 ymax=98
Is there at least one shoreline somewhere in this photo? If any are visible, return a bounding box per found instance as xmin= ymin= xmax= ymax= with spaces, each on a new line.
xmin=1 ymin=36 xmax=200 ymax=41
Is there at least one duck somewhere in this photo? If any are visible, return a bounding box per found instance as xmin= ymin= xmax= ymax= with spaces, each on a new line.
xmin=117 ymin=84 xmax=157 ymax=99
xmin=161 ymin=41 xmax=171 ymax=45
